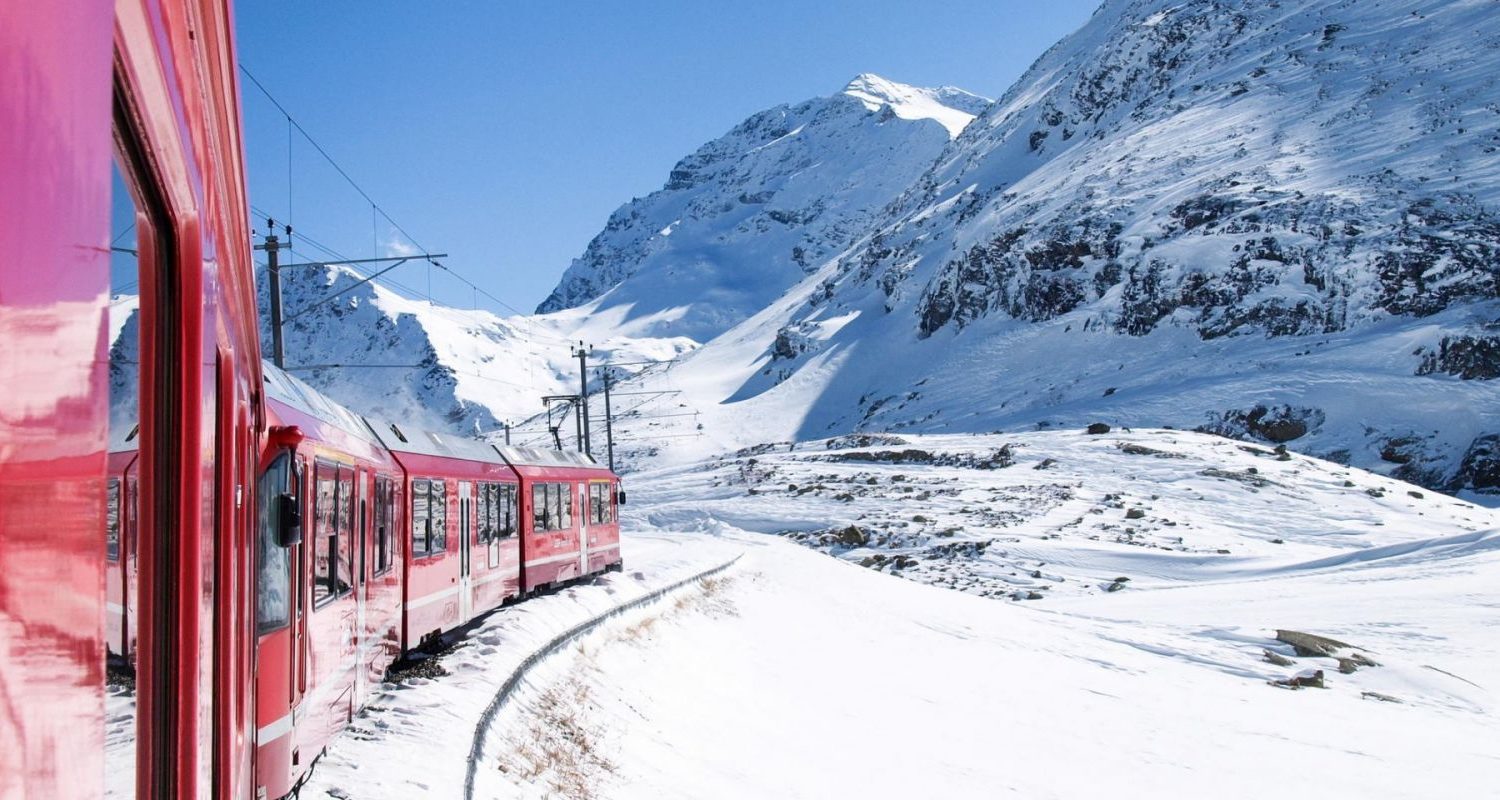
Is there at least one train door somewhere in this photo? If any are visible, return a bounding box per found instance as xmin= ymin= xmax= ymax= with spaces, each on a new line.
xmin=458 ymin=481 xmax=473 ymax=622
xmin=293 ymin=456 xmax=309 ymax=712
xmin=577 ymin=481 xmax=589 ymax=575
xmin=354 ymin=469 xmax=369 ymax=703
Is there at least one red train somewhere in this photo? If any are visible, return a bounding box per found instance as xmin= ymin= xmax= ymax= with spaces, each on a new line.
xmin=249 ymin=367 xmax=620 ymax=799
xmin=1 ymin=2 xmax=621 ymax=798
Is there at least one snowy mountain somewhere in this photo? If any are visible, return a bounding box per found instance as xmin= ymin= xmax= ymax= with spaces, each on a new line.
xmin=594 ymin=0 xmax=1500 ymax=499
xmin=256 ymin=264 xmax=694 ymax=435
xmin=535 ymin=74 xmax=990 ymax=341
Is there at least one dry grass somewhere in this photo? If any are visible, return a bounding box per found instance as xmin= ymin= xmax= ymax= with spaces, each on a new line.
xmin=497 ymin=670 xmax=617 ymax=799
xmin=496 ymin=570 xmax=746 ymax=797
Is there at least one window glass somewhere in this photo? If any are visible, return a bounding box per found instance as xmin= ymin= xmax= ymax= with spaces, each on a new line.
xmin=533 ymin=483 xmax=549 ymax=531
xmin=106 ymin=478 xmax=122 ymax=560
xmin=313 ymin=462 xmax=336 ymax=606
xmin=412 ymin=478 xmax=430 ymax=556
xmin=500 ymin=484 xmax=516 ymax=536
xmin=256 ymin=454 xmax=292 ymax=632
xmin=430 ymin=479 xmax=447 ymax=552
xmin=559 ymin=483 xmax=573 ymax=530
xmin=477 ymin=483 xmax=492 ymax=542
xmin=374 ymin=475 xmax=392 ymax=574
xmin=336 ymin=467 xmax=354 ymax=595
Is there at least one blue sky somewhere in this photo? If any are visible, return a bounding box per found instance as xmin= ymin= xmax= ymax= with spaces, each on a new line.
xmin=234 ymin=1 xmax=1100 ymax=313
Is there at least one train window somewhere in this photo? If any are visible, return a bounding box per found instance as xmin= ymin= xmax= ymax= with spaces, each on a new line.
xmin=533 ymin=483 xmax=550 ymax=531
xmin=313 ymin=461 xmax=337 ymax=607
xmin=477 ymin=483 xmax=492 ymax=542
xmin=499 ymin=484 xmax=516 ymax=537
xmin=256 ymin=454 xmax=293 ymax=632
xmin=430 ymin=479 xmax=447 ymax=552
xmin=411 ymin=478 xmax=431 ymax=557
xmin=587 ymin=482 xmax=613 ymax=525
xmin=106 ymin=478 xmax=122 ymax=560
xmin=411 ymin=478 xmax=446 ymax=557
xmin=373 ymin=475 xmax=393 ymax=575
xmin=336 ymin=467 xmax=354 ymax=595
xmin=559 ymin=483 xmax=573 ymax=530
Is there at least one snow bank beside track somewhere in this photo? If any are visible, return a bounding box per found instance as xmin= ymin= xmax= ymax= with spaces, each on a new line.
xmin=300 ymin=531 xmax=742 ymax=799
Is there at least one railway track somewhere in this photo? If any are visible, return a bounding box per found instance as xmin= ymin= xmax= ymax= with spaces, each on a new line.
xmin=463 ymin=552 xmax=743 ymax=799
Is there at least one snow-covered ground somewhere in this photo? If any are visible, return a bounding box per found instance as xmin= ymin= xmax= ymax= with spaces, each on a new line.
xmin=298 ymin=429 xmax=1498 ymax=798
xmin=300 ymin=531 xmax=741 ymax=799
xmin=485 ymin=524 xmax=1500 ymax=798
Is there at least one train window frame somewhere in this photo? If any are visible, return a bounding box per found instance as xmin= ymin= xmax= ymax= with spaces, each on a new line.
xmin=532 ymin=483 xmax=550 ymax=531
xmin=312 ymin=458 xmax=353 ymax=610
xmin=429 ymin=479 xmax=447 ymax=553
xmin=411 ymin=477 xmax=447 ymax=559
xmin=106 ymin=478 xmax=122 ymax=561
xmin=498 ymin=483 xmax=516 ymax=537
xmin=587 ymin=481 xmax=613 ymax=526
xmin=411 ymin=478 xmax=431 ymax=558
xmin=477 ymin=482 xmax=493 ymax=543
xmin=256 ymin=452 xmax=295 ymax=634
xmin=373 ymin=474 xmax=394 ymax=576
xmin=335 ymin=465 xmax=354 ymax=596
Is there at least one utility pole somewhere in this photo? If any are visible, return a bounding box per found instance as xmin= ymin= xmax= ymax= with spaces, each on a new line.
xmin=253 ymin=218 xmax=292 ymax=369
xmin=543 ymin=395 xmax=582 ymax=453
xmin=601 ymin=367 xmax=615 ymax=471
xmin=571 ymin=341 xmax=593 ymax=458
xmin=503 ymin=420 xmax=511 ymax=446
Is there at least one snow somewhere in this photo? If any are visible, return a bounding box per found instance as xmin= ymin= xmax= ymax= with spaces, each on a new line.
xmin=490 ymin=526 xmax=1499 ymax=798
xmin=297 ymin=429 xmax=1500 ymax=798
xmin=841 ymin=73 xmax=987 ymax=138
xmin=533 ymin=74 xmax=993 ymax=340
xmin=299 ymin=531 xmax=742 ymax=799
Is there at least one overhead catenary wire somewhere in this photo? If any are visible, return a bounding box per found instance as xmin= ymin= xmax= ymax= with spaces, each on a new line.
xmin=238 ymin=72 xmax=574 ymax=349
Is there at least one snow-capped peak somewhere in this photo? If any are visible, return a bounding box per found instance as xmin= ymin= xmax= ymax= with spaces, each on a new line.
xmin=841 ymin=73 xmax=990 ymax=138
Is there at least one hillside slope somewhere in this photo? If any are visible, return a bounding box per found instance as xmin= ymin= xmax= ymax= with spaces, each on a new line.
xmin=535 ymin=74 xmax=990 ymax=341
xmin=597 ymin=0 xmax=1500 ymax=497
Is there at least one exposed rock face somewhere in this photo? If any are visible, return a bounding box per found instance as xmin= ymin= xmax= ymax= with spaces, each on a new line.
xmin=867 ymin=2 xmax=1500 ymax=343
xmin=666 ymin=0 xmax=1500 ymax=494
xmin=1449 ymin=435 xmax=1500 ymax=494
xmin=1417 ymin=333 xmax=1500 ymax=380
xmin=1198 ymin=406 xmax=1324 ymax=445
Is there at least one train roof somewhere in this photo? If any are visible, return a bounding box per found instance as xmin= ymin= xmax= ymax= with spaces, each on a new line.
xmin=366 ymin=417 xmax=507 ymax=465
xmin=262 ymin=362 xmax=377 ymax=444
xmin=493 ymin=445 xmax=605 ymax=471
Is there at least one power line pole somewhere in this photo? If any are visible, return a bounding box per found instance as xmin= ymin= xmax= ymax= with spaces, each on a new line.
xmin=571 ymin=341 xmax=593 ymax=458
xmin=543 ymin=395 xmax=582 ymax=453
xmin=601 ymin=367 xmax=615 ymax=471
xmin=253 ymin=218 xmax=292 ymax=369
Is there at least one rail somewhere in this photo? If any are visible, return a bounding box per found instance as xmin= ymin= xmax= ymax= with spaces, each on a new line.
xmin=462 ymin=552 xmax=744 ymax=798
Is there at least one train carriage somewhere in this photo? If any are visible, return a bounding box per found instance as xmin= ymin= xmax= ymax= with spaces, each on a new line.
xmin=4 ymin=3 xmax=632 ymax=795
xmin=496 ymin=446 xmax=623 ymax=593
xmin=3 ymin=0 xmax=263 ymax=796
xmin=367 ymin=419 xmax=524 ymax=649
xmin=254 ymin=367 xmax=406 ymax=800
xmin=104 ymin=430 xmax=141 ymax=663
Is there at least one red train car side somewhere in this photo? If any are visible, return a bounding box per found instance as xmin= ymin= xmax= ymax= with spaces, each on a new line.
xmin=2 ymin=1 xmax=262 ymax=797
xmin=254 ymin=367 xmax=406 ymax=800
xmin=496 ymin=446 xmax=623 ymax=593
xmin=105 ymin=436 xmax=142 ymax=663
xmin=368 ymin=420 xmax=524 ymax=649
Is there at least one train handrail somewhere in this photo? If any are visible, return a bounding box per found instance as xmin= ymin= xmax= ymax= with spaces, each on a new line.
xmin=462 ymin=552 xmax=744 ymax=799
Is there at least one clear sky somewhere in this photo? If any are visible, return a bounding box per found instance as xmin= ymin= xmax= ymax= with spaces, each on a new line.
xmin=234 ymin=1 xmax=1101 ymax=314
